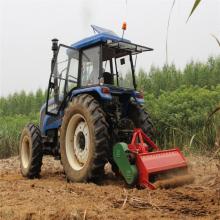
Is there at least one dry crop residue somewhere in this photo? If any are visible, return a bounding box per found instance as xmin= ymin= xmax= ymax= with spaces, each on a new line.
xmin=0 ymin=155 xmax=219 ymax=220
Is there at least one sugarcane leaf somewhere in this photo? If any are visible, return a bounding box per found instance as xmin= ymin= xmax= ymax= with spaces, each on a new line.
xmin=211 ymin=34 xmax=220 ymax=47
xmin=187 ymin=0 xmax=202 ymax=22
xmin=166 ymin=0 xmax=176 ymax=65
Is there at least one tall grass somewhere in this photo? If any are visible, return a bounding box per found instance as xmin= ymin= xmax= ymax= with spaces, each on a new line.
xmin=0 ymin=114 xmax=39 ymax=158
xmin=144 ymin=85 xmax=220 ymax=153
xmin=0 ymin=89 xmax=45 ymax=158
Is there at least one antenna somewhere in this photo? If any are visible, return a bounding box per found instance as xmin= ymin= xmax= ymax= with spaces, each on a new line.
xmin=121 ymin=0 xmax=128 ymax=39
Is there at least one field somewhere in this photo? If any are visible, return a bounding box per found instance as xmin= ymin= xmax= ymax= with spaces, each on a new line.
xmin=0 ymin=155 xmax=220 ymax=220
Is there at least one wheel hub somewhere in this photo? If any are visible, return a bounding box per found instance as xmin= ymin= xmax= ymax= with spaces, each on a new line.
xmin=66 ymin=114 xmax=90 ymax=171
xmin=78 ymin=132 xmax=86 ymax=150
xmin=74 ymin=121 xmax=89 ymax=164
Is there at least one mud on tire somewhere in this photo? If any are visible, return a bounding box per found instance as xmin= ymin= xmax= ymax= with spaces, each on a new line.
xmin=19 ymin=123 xmax=43 ymax=178
xmin=60 ymin=94 xmax=109 ymax=182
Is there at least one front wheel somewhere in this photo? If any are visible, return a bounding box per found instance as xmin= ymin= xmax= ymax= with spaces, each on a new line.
xmin=19 ymin=123 xmax=43 ymax=178
xmin=60 ymin=94 xmax=109 ymax=182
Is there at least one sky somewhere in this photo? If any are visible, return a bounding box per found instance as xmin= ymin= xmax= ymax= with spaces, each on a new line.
xmin=0 ymin=0 xmax=219 ymax=96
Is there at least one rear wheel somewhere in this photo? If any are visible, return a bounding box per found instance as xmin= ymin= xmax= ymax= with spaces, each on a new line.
xmin=128 ymin=103 xmax=154 ymax=138
xmin=60 ymin=94 xmax=109 ymax=182
xmin=19 ymin=123 xmax=43 ymax=178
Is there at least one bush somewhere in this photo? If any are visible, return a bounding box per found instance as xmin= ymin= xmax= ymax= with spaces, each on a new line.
xmin=144 ymin=85 xmax=220 ymax=152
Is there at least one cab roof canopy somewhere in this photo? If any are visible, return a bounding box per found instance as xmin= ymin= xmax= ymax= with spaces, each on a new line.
xmin=70 ymin=25 xmax=153 ymax=54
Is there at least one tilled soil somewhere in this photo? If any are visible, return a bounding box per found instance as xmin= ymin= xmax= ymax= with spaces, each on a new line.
xmin=0 ymin=155 xmax=220 ymax=220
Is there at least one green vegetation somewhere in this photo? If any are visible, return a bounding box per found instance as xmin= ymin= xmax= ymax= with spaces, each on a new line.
xmin=0 ymin=89 xmax=46 ymax=158
xmin=0 ymin=57 xmax=220 ymax=158
xmin=187 ymin=0 xmax=201 ymax=22
xmin=0 ymin=89 xmax=46 ymax=116
xmin=144 ymin=86 xmax=220 ymax=153
xmin=138 ymin=57 xmax=220 ymax=153
xmin=137 ymin=57 xmax=220 ymax=96
xmin=0 ymin=114 xmax=39 ymax=158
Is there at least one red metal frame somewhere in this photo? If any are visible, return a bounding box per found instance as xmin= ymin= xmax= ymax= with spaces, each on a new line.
xmin=128 ymin=128 xmax=187 ymax=189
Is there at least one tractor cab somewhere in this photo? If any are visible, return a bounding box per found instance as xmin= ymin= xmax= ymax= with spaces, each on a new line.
xmin=72 ymin=35 xmax=153 ymax=90
xmin=46 ymin=26 xmax=153 ymax=115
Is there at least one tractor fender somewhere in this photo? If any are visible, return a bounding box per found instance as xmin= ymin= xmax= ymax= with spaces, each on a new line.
xmin=70 ymin=86 xmax=112 ymax=101
xmin=39 ymin=102 xmax=62 ymax=135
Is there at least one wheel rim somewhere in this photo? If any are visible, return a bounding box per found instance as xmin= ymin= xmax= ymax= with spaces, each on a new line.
xmin=21 ymin=135 xmax=31 ymax=169
xmin=66 ymin=114 xmax=90 ymax=171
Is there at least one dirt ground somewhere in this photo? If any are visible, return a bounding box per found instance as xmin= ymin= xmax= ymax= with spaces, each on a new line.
xmin=0 ymin=155 xmax=220 ymax=220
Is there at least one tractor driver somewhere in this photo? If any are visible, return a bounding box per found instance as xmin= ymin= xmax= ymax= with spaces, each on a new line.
xmin=82 ymin=58 xmax=113 ymax=86
xmin=89 ymin=63 xmax=114 ymax=85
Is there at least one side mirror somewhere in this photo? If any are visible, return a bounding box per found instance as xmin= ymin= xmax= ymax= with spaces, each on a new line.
xmin=120 ymin=58 xmax=125 ymax=65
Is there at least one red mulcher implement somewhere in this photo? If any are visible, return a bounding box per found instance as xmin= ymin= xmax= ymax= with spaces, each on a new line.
xmin=113 ymin=128 xmax=194 ymax=189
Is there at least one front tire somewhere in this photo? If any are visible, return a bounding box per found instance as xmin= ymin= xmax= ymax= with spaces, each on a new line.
xmin=60 ymin=94 xmax=109 ymax=182
xmin=19 ymin=123 xmax=43 ymax=178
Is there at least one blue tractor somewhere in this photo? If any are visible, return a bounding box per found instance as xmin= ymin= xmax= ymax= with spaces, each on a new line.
xmin=19 ymin=26 xmax=154 ymax=182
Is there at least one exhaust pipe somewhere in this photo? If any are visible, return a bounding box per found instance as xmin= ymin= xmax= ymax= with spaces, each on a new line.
xmin=51 ymin=38 xmax=59 ymax=105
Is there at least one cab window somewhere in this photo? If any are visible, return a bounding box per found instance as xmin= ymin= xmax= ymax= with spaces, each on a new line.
xmin=81 ymin=46 xmax=101 ymax=86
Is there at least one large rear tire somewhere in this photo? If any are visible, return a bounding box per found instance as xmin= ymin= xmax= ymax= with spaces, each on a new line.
xmin=128 ymin=103 xmax=154 ymax=138
xmin=60 ymin=94 xmax=109 ymax=182
xmin=19 ymin=123 xmax=43 ymax=178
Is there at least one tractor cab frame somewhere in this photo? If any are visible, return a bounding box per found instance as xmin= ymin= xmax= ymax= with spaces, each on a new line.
xmin=46 ymin=35 xmax=153 ymax=116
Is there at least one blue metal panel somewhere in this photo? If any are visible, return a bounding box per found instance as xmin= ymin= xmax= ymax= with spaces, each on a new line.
xmin=71 ymin=33 xmax=130 ymax=50
xmin=42 ymin=115 xmax=62 ymax=135
xmin=70 ymin=86 xmax=112 ymax=101
xmin=40 ymin=99 xmax=62 ymax=135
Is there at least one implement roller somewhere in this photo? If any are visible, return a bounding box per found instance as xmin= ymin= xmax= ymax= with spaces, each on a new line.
xmin=113 ymin=128 xmax=194 ymax=189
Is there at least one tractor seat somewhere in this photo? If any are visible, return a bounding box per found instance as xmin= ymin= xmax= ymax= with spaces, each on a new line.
xmin=103 ymin=72 xmax=114 ymax=85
